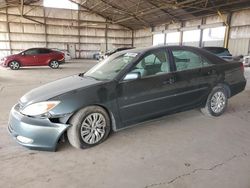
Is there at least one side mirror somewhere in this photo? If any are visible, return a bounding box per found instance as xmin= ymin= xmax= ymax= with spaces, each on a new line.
xmin=123 ymin=72 xmax=140 ymax=81
xmin=21 ymin=52 xmax=25 ymax=56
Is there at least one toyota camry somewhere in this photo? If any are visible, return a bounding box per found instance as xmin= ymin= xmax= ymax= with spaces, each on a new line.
xmin=8 ymin=46 xmax=246 ymax=151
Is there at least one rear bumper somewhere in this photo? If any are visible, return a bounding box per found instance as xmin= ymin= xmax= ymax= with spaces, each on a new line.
xmin=59 ymin=59 xmax=65 ymax=64
xmin=230 ymin=80 xmax=247 ymax=97
xmin=8 ymin=104 xmax=69 ymax=151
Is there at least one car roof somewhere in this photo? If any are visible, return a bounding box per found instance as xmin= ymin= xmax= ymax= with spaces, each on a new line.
xmin=116 ymin=47 xmax=134 ymax=50
xmin=25 ymin=48 xmax=51 ymax=50
xmin=112 ymin=45 xmax=226 ymax=65
xmin=116 ymin=45 xmax=205 ymax=54
xmin=203 ymin=47 xmax=228 ymax=50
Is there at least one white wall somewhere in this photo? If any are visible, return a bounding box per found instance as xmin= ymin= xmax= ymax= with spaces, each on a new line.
xmin=133 ymin=8 xmax=250 ymax=56
xmin=0 ymin=5 xmax=133 ymax=59
xmin=229 ymin=9 xmax=250 ymax=56
xmin=133 ymin=28 xmax=152 ymax=48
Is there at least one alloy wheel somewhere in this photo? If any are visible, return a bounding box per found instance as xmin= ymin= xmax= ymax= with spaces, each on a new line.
xmin=210 ymin=91 xmax=226 ymax=113
xmin=9 ymin=61 xmax=20 ymax=70
xmin=50 ymin=61 xmax=59 ymax=68
xmin=80 ymin=113 xmax=106 ymax=144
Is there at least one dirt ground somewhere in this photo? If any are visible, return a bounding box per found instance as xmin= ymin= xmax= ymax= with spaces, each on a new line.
xmin=0 ymin=60 xmax=250 ymax=188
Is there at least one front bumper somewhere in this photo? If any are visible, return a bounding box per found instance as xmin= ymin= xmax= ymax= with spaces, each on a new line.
xmin=0 ymin=60 xmax=8 ymax=67
xmin=8 ymin=104 xmax=69 ymax=151
xmin=59 ymin=59 xmax=65 ymax=64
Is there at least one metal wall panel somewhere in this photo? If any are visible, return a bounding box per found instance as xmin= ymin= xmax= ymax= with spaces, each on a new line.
xmin=0 ymin=6 xmax=133 ymax=58
xmin=203 ymin=40 xmax=224 ymax=47
xmin=134 ymin=28 xmax=152 ymax=47
xmin=228 ymin=38 xmax=250 ymax=56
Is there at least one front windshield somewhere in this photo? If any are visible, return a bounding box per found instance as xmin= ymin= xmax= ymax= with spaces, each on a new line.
xmin=85 ymin=52 xmax=138 ymax=80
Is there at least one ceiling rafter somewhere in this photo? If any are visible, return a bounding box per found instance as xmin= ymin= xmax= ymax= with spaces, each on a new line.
xmin=113 ymin=0 xmax=197 ymax=23
xmin=97 ymin=0 xmax=152 ymax=27
xmin=0 ymin=0 xmax=250 ymax=29
xmin=167 ymin=0 xmax=249 ymax=18
xmin=88 ymin=0 xmax=104 ymax=10
xmin=144 ymin=0 xmax=181 ymax=23
xmin=69 ymin=0 xmax=113 ymax=20
xmin=69 ymin=0 xmax=133 ymax=29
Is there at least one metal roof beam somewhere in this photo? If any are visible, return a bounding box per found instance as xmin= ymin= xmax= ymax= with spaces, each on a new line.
xmin=69 ymin=0 xmax=133 ymax=30
xmin=144 ymin=0 xmax=181 ymax=22
xmin=98 ymin=0 xmax=152 ymax=27
xmin=113 ymin=0 xmax=197 ymax=24
xmin=69 ymin=0 xmax=113 ymax=21
xmin=174 ymin=0 xmax=250 ymax=17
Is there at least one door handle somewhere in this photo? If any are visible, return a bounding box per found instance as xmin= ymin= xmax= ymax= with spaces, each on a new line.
xmin=205 ymin=69 xmax=216 ymax=75
xmin=163 ymin=77 xmax=175 ymax=85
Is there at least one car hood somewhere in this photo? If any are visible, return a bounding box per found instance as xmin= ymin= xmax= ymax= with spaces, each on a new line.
xmin=4 ymin=54 xmax=18 ymax=60
xmin=20 ymin=74 xmax=102 ymax=106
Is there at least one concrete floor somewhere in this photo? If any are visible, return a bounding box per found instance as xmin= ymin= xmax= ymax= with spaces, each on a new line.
xmin=0 ymin=60 xmax=250 ymax=188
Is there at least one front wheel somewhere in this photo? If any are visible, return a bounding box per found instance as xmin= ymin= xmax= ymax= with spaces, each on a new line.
xmin=9 ymin=61 xmax=20 ymax=70
xmin=67 ymin=106 xmax=111 ymax=149
xmin=49 ymin=60 xmax=59 ymax=69
xmin=201 ymin=86 xmax=228 ymax=117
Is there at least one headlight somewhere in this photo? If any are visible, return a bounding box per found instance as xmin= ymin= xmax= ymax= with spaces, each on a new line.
xmin=21 ymin=101 xmax=60 ymax=116
xmin=1 ymin=57 xmax=6 ymax=61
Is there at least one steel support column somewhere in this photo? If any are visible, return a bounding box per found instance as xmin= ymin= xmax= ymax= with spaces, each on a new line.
xmin=43 ymin=7 xmax=48 ymax=48
xmin=224 ymin=13 xmax=232 ymax=48
xmin=78 ymin=9 xmax=81 ymax=58
xmin=105 ymin=20 xmax=108 ymax=51
xmin=199 ymin=18 xmax=205 ymax=47
xmin=132 ymin=30 xmax=134 ymax=47
xmin=179 ymin=22 xmax=184 ymax=46
xmin=6 ymin=7 xmax=12 ymax=54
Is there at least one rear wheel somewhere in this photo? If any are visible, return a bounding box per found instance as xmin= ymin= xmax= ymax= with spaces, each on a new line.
xmin=49 ymin=60 xmax=59 ymax=69
xmin=9 ymin=61 xmax=20 ymax=70
xmin=201 ymin=86 xmax=228 ymax=117
xmin=67 ymin=106 xmax=111 ymax=149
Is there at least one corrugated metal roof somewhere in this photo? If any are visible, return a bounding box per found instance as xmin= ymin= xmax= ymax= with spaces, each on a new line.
xmin=1 ymin=0 xmax=250 ymax=29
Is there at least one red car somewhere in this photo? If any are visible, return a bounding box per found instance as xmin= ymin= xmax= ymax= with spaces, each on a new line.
xmin=0 ymin=48 xmax=65 ymax=70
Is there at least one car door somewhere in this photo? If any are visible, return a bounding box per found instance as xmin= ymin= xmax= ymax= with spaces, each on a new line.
xmin=168 ymin=47 xmax=216 ymax=109
xmin=116 ymin=48 xmax=180 ymax=127
xmin=35 ymin=49 xmax=51 ymax=66
xmin=20 ymin=49 xmax=38 ymax=66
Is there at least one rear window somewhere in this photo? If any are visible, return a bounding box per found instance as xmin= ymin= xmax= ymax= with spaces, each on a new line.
xmin=39 ymin=49 xmax=52 ymax=54
xmin=204 ymin=47 xmax=231 ymax=56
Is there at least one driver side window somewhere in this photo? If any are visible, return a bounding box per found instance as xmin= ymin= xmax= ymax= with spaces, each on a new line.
xmin=25 ymin=49 xmax=39 ymax=55
xmin=131 ymin=49 xmax=170 ymax=78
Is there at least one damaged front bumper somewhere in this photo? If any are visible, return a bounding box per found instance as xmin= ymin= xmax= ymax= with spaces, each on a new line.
xmin=8 ymin=104 xmax=70 ymax=151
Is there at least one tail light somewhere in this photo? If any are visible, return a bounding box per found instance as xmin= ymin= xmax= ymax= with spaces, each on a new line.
xmin=57 ymin=53 xmax=65 ymax=61
xmin=60 ymin=52 xmax=65 ymax=59
xmin=240 ymin=62 xmax=244 ymax=72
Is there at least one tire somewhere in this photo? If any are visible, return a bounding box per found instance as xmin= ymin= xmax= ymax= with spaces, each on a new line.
xmin=49 ymin=60 xmax=59 ymax=69
xmin=67 ymin=106 xmax=111 ymax=149
xmin=9 ymin=61 xmax=20 ymax=70
xmin=201 ymin=86 xmax=228 ymax=117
